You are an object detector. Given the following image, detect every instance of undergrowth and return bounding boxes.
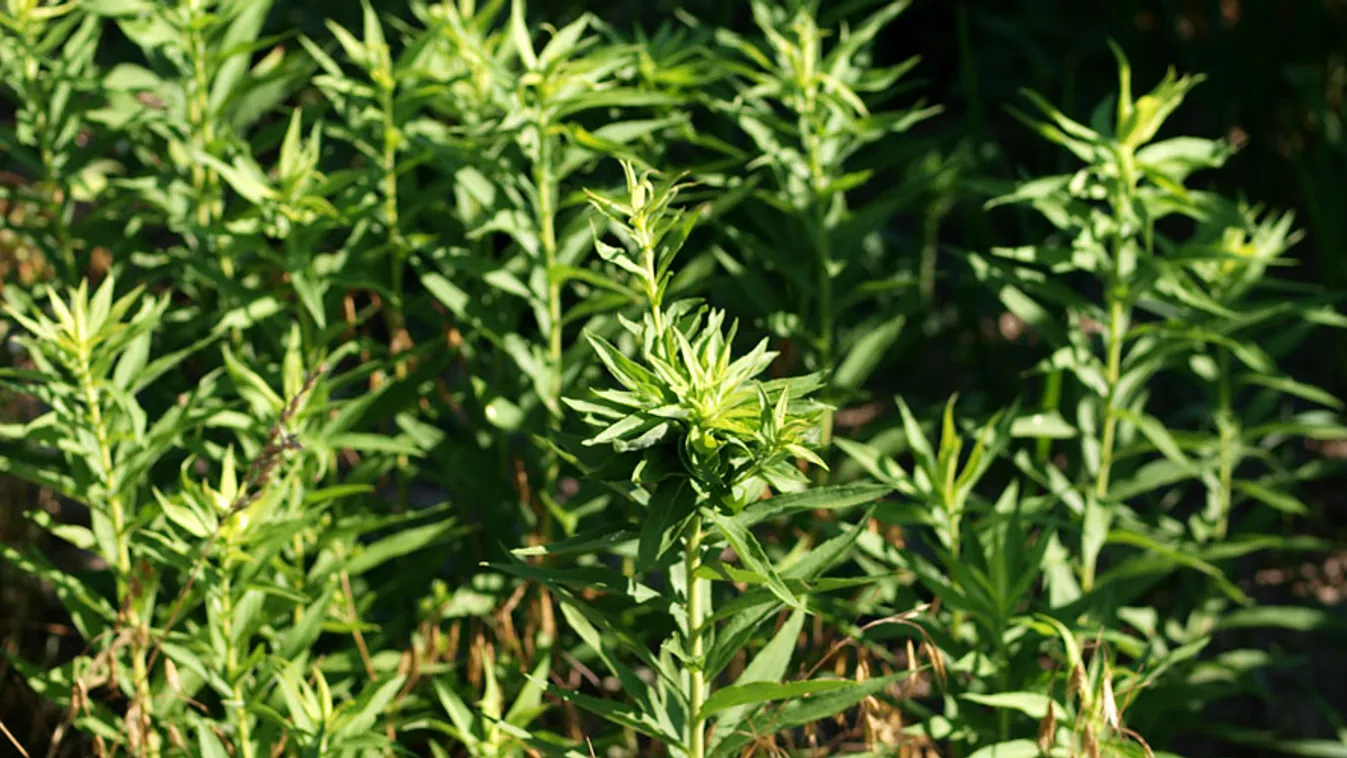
[0,1,1343,757]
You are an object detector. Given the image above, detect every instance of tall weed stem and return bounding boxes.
[218,574,255,758]
[1095,297,1126,501]
[1215,348,1235,539]
[78,353,157,756]
[683,513,708,758]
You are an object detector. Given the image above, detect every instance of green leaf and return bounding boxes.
[505,653,552,728]
[491,562,662,605]
[1009,411,1077,439]
[961,691,1063,720]
[1217,606,1346,632]
[1111,459,1194,501]
[509,0,537,70]
[154,488,217,539]
[1240,374,1343,409]
[197,724,231,758]
[431,678,480,746]
[221,344,284,415]
[1101,530,1250,605]
[209,0,274,114]
[896,396,936,473]
[536,676,679,745]
[537,12,591,69]
[0,545,116,640]
[733,484,890,529]
[512,524,637,557]
[277,584,337,660]
[710,608,806,748]
[0,442,81,499]
[703,508,802,612]
[336,675,407,738]
[712,672,913,755]
[706,517,872,680]
[342,519,466,576]
[701,679,852,719]
[1233,480,1309,515]
[1117,409,1193,470]
[638,481,696,572]
[555,601,667,720]
[834,314,905,390]
[584,332,657,392]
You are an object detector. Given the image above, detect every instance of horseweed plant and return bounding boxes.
[985,43,1341,585]
[496,161,905,756]
[3,2,1346,758]
[704,0,939,449]
[830,43,1347,758]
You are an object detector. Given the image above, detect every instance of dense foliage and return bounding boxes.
[1,1,1344,757]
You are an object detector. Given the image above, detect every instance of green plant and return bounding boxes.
[703,0,939,450]
[2,2,1345,757]
[834,43,1347,757]
[497,161,908,757]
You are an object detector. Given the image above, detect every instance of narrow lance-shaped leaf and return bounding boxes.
[703,508,803,612]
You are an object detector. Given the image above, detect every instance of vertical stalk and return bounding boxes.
[1094,298,1126,500]
[1095,162,1136,506]
[376,63,413,510]
[18,21,77,279]
[796,20,834,456]
[79,362,127,578]
[1084,154,1140,591]
[1215,348,1235,539]
[683,514,707,758]
[812,201,834,453]
[218,574,254,758]
[380,69,404,357]
[533,115,564,514]
[186,1,221,243]
[79,357,158,758]
[803,101,835,459]
[535,126,562,416]
[1083,298,1125,593]
[184,3,235,352]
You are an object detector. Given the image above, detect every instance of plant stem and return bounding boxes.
[79,357,158,757]
[377,70,414,510]
[799,38,835,456]
[1084,298,1125,593]
[684,513,707,758]
[534,117,564,513]
[219,574,255,758]
[80,363,128,579]
[813,201,835,454]
[996,623,1011,741]
[382,80,404,346]
[1094,298,1126,500]
[23,46,77,279]
[1215,348,1235,540]
[536,136,562,415]
[1085,159,1140,590]
[185,0,222,240]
